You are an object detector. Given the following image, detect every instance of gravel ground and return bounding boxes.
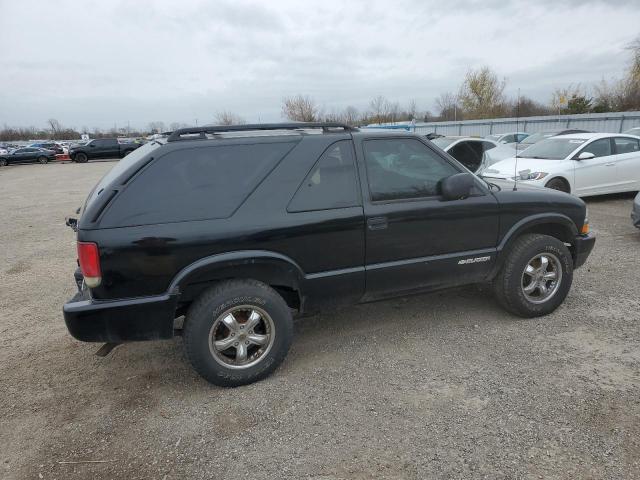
[1,160,639,480]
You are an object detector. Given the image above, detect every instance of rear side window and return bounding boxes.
[288,141,359,212]
[101,142,295,226]
[613,137,640,154]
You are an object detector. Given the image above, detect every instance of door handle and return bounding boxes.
[367,216,388,230]
[605,163,615,166]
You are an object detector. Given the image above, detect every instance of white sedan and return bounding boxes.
[480,133,640,196]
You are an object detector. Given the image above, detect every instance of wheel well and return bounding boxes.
[515,222,574,244]
[176,279,301,317]
[545,176,570,192]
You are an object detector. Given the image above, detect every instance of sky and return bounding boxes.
[0,0,638,130]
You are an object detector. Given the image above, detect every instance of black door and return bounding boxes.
[89,139,116,158]
[356,137,500,299]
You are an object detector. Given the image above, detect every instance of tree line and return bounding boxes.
[2,37,638,141]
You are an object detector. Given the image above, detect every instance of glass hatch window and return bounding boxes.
[101,141,296,227]
[519,138,586,160]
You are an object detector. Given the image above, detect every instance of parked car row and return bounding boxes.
[0,147,57,166]
[426,128,640,197]
[0,138,143,167]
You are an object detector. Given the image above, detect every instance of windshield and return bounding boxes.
[519,137,586,160]
[431,137,456,149]
[520,132,556,145]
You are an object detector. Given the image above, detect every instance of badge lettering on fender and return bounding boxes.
[458,256,491,265]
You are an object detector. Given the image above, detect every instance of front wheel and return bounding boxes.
[183,280,293,387]
[493,234,573,317]
[0,158,7,167]
[74,152,88,163]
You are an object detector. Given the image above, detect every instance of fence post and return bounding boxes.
[489,121,493,134]
[619,115,625,133]
[458,123,462,135]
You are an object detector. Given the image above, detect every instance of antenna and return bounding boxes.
[513,88,520,191]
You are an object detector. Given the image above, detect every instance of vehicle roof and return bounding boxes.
[434,135,486,140]
[552,132,628,140]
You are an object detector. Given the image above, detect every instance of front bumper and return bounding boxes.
[572,232,596,269]
[63,287,179,342]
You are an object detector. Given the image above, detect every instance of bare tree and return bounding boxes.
[169,122,189,131]
[147,121,166,134]
[458,67,507,119]
[368,95,391,124]
[281,95,319,122]
[407,99,418,120]
[215,111,246,125]
[343,106,359,126]
[47,118,63,139]
[435,92,460,121]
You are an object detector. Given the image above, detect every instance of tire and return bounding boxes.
[545,177,569,193]
[75,152,88,163]
[38,156,49,164]
[183,280,293,387]
[0,158,7,167]
[493,234,573,318]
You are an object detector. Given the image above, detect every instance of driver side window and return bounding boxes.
[576,138,612,158]
[363,138,459,201]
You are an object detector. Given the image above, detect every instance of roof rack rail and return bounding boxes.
[166,122,357,142]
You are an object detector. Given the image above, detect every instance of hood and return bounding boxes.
[480,156,571,179]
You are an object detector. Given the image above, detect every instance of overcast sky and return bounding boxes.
[0,0,638,130]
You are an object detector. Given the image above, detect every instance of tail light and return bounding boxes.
[77,241,101,288]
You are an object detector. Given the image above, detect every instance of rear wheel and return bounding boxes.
[0,158,7,167]
[493,234,573,317]
[38,156,48,164]
[75,152,88,163]
[183,280,293,387]
[545,177,570,193]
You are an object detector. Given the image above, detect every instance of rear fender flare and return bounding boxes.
[168,250,306,306]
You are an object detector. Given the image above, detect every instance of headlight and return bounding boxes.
[513,170,548,181]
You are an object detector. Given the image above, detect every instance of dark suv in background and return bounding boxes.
[69,138,141,162]
[63,123,595,387]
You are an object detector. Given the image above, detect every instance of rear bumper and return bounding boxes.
[63,288,179,342]
[572,232,596,269]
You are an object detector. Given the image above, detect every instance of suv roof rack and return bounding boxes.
[166,122,357,142]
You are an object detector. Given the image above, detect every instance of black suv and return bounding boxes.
[63,123,595,387]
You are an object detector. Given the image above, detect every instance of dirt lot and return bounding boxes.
[1,160,639,480]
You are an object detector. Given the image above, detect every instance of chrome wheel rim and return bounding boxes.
[521,252,563,304]
[208,305,275,370]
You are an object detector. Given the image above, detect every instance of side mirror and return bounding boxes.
[89,143,95,148]
[577,151,595,160]
[441,172,476,201]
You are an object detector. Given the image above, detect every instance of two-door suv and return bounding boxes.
[63,123,595,386]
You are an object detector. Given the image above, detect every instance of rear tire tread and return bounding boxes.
[183,279,293,387]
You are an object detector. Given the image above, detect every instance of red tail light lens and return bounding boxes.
[77,242,101,287]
